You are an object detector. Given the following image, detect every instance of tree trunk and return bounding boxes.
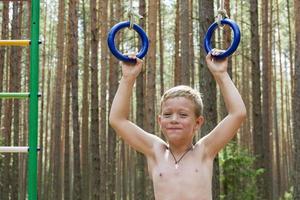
[0,2,9,126]
[38,3,48,199]
[67,0,82,198]
[99,0,109,198]
[158,0,164,95]
[135,0,146,199]
[189,0,194,87]
[198,1,219,199]
[80,0,90,199]
[293,0,300,198]
[10,2,22,199]
[261,0,273,199]
[250,0,264,198]
[144,0,158,198]
[90,0,101,198]
[52,0,65,198]
[180,0,190,85]
[0,2,9,200]
[275,0,283,196]
[64,56,71,200]
[174,0,181,85]
[43,67,52,200]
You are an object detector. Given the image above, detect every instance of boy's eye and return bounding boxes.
[179,113,188,117]
[163,113,171,118]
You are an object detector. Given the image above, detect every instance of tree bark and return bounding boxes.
[38,2,48,199]
[261,0,273,199]
[250,0,265,198]
[80,0,90,199]
[144,0,158,198]
[0,2,9,125]
[198,1,219,199]
[158,0,165,95]
[293,0,300,198]
[180,0,190,85]
[174,0,181,85]
[135,0,147,199]
[67,0,82,198]
[0,2,9,199]
[90,0,101,198]
[10,2,22,199]
[52,0,65,198]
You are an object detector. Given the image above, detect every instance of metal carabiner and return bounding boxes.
[128,7,143,29]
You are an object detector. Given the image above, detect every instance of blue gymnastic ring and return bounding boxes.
[107,21,149,62]
[204,18,240,59]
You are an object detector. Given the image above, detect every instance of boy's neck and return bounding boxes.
[167,142,194,155]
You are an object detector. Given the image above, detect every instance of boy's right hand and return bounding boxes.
[121,54,143,81]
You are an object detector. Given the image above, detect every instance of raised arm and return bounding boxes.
[200,51,247,158]
[109,56,163,157]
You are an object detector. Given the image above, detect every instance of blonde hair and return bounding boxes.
[160,85,203,117]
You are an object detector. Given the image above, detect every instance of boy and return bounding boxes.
[109,50,246,200]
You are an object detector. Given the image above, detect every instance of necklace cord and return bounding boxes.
[168,145,194,164]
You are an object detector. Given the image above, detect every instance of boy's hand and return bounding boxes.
[121,54,143,81]
[205,49,228,76]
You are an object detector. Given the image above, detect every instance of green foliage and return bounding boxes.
[220,142,264,200]
[280,187,293,200]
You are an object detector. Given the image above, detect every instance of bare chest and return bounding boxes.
[149,154,213,200]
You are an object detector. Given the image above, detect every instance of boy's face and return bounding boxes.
[158,97,204,144]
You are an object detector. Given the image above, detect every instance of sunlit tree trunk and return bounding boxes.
[80,0,90,199]
[189,0,195,86]
[43,67,52,200]
[275,0,283,196]
[38,3,48,199]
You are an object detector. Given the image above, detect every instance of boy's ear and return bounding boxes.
[157,115,162,125]
[194,116,205,130]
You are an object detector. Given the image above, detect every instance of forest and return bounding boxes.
[0,0,300,199]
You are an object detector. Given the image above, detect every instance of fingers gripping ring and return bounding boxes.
[204,18,241,58]
[107,21,149,62]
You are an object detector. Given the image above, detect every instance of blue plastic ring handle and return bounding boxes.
[204,18,240,59]
[107,21,149,62]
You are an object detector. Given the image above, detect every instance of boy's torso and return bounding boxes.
[147,142,214,200]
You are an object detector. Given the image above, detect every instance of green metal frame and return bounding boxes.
[0,1,40,200]
[28,0,40,199]
[0,92,30,99]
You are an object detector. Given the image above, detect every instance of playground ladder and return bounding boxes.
[0,0,40,200]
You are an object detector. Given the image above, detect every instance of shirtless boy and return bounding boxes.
[109,50,246,200]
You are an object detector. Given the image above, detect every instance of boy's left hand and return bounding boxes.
[205,49,228,76]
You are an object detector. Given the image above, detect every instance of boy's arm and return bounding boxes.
[200,51,247,158]
[109,57,164,157]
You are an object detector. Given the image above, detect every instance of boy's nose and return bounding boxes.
[170,114,178,122]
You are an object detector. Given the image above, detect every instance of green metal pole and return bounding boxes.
[28,0,40,199]
[0,92,30,99]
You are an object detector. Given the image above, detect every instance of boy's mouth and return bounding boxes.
[167,127,182,131]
